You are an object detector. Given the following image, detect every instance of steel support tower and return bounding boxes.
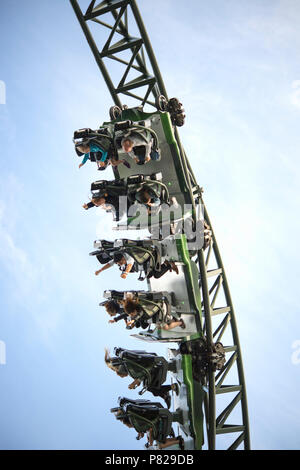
[70,0,250,450]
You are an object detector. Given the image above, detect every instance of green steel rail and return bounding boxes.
[70,0,250,450]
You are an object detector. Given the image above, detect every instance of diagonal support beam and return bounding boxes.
[70,0,168,108]
[102,3,128,51]
[85,0,129,20]
[216,392,242,428]
[117,43,142,88]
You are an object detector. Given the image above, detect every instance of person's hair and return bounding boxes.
[123,299,141,315]
[138,188,151,204]
[121,137,133,147]
[113,252,125,263]
[104,348,128,378]
[77,144,90,153]
[91,195,106,205]
[105,300,119,316]
[117,412,132,428]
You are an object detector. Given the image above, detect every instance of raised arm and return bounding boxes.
[95,262,113,276]
[120,263,133,279]
[79,153,90,168]
[83,201,95,210]
[128,378,141,390]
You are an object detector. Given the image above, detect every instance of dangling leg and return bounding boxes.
[150,148,161,161]
[158,436,184,450]
[162,319,185,330]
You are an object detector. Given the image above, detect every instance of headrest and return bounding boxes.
[135,188,148,203]
[113,252,125,263]
[75,146,84,156]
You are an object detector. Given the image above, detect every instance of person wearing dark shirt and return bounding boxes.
[120,129,160,165]
[133,184,178,215]
[102,299,128,324]
[102,297,148,329]
[123,298,185,331]
[76,142,129,170]
[104,349,179,408]
[82,193,124,220]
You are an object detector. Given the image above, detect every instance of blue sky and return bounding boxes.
[0,0,300,450]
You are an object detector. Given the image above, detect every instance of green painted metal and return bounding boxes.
[176,235,203,332]
[70,0,251,451]
[201,203,251,449]
[70,0,168,108]
[181,354,204,450]
[103,109,189,193]
[159,112,176,145]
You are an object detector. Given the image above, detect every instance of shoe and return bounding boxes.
[164,394,171,409]
[177,436,184,450]
[170,261,179,275]
[170,196,179,209]
[122,160,131,169]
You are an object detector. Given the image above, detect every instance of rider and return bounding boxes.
[102,300,128,325]
[123,298,185,331]
[76,142,129,170]
[94,248,179,281]
[120,128,160,164]
[104,348,179,408]
[95,252,136,280]
[112,399,184,449]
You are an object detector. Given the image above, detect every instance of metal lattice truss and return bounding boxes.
[70,0,250,451]
[186,148,250,449]
[199,213,250,450]
[71,0,168,109]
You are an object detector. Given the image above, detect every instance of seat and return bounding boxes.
[126,403,173,442]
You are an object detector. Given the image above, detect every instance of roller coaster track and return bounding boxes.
[70,0,250,450]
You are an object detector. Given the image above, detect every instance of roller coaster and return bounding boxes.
[70,0,250,450]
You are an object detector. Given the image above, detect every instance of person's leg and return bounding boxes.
[152,263,170,279]
[137,155,146,164]
[163,319,185,330]
[148,385,172,408]
[150,148,160,161]
[158,437,183,449]
[134,147,146,164]
[148,385,172,398]
[154,261,178,277]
